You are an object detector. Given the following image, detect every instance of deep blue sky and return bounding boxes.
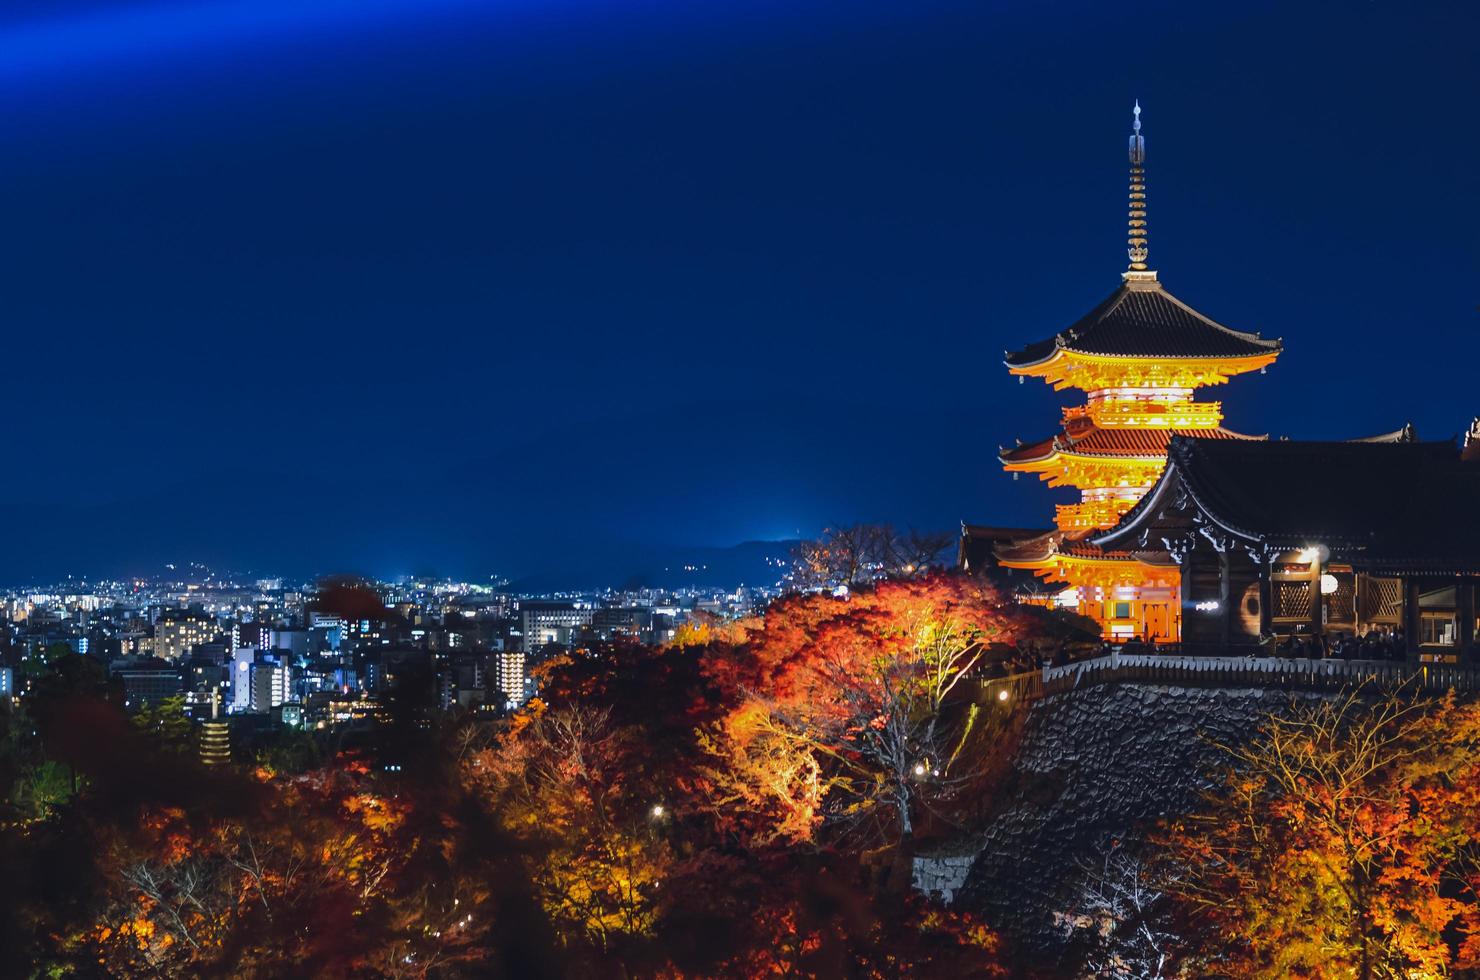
[2,0,1476,583]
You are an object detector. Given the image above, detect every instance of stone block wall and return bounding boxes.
[927,682,1328,956]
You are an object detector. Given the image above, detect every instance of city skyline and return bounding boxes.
[2,0,1475,582]
[0,536,801,593]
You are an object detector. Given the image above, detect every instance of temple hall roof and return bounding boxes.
[1093,436,1480,572]
[1350,421,1417,443]
[1004,277,1283,369]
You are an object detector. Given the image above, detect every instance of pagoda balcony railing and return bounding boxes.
[1055,500,1136,532]
[1063,400,1223,428]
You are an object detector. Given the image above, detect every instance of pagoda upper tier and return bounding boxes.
[1000,415,1266,533]
[1001,416,1264,485]
[1003,274,1282,391]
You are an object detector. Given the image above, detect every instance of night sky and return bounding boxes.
[2,0,1476,583]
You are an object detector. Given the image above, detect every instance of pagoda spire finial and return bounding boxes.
[1125,101,1152,278]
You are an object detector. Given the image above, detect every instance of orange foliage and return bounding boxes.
[1161,690,1480,978]
[463,705,671,949]
[699,573,1024,844]
[695,700,827,846]
[82,758,495,977]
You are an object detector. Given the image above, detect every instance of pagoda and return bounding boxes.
[199,688,230,766]
[987,103,1282,641]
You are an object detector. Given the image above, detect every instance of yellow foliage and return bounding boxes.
[695,703,825,846]
[669,622,713,649]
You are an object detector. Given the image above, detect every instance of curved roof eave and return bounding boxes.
[1003,280,1284,367]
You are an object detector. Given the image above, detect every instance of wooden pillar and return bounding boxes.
[1459,578,1476,666]
[1403,577,1422,662]
[1179,551,1195,652]
[1219,550,1233,649]
[1309,560,1323,642]
[1258,558,1273,638]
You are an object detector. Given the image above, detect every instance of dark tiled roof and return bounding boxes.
[987,529,1152,565]
[958,524,1051,572]
[1000,419,1263,463]
[1350,422,1417,443]
[1096,436,1480,570]
[1005,279,1282,367]
[991,530,1064,564]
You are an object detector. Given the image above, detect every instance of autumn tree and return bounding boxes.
[1160,689,1480,979]
[701,574,1023,850]
[789,524,954,591]
[1064,835,1180,980]
[660,849,1010,977]
[463,704,672,955]
[694,700,830,846]
[78,755,522,977]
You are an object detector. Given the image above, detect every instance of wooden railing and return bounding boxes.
[977,652,1480,706]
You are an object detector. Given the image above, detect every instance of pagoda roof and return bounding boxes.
[1093,436,1480,572]
[1000,418,1264,465]
[1004,277,1282,368]
[991,528,1168,566]
[958,524,1052,573]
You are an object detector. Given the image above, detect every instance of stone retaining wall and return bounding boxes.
[922,683,1328,957]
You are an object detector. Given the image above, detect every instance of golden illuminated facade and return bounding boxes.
[988,104,1282,640]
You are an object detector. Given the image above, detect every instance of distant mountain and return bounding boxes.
[505,539,798,593]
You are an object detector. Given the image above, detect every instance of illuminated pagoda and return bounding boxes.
[199,688,230,766]
[968,104,1282,640]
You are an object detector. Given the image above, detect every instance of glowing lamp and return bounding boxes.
[997,689,1010,702]
[1320,573,1339,595]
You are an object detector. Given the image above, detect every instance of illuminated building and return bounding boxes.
[519,601,591,652]
[249,659,292,711]
[231,645,258,712]
[113,657,184,712]
[497,648,528,709]
[153,610,219,661]
[1095,435,1480,662]
[967,104,1281,640]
